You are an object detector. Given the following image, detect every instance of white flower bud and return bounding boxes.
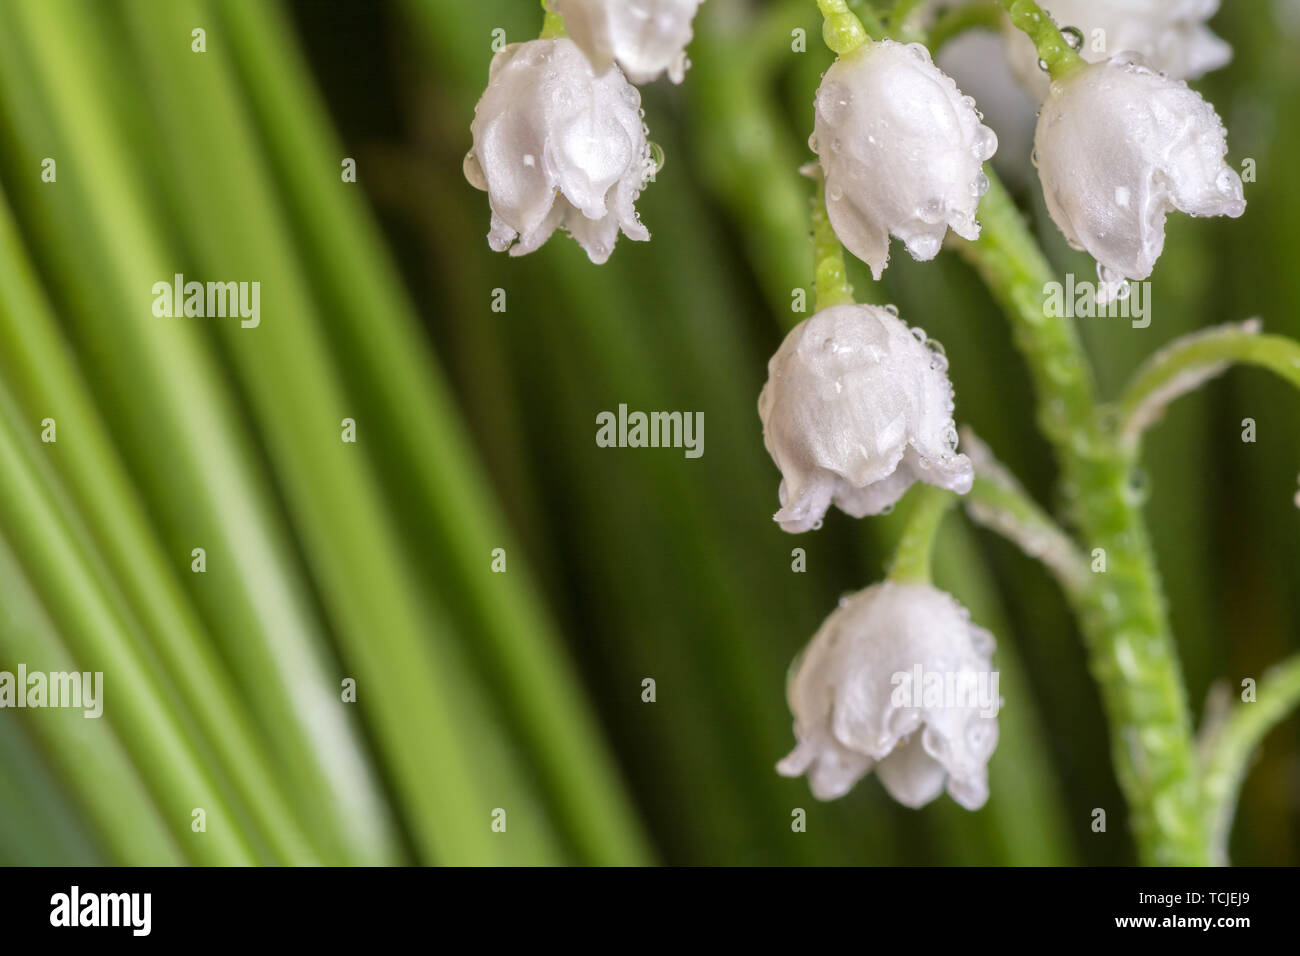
[463,39,653,264]
[813,40,997,280]
[758,304,973,534]
[554,0,704,85]
[778,582,1000,810]
[1003,0,1231,100]
[1034,53,1245,285]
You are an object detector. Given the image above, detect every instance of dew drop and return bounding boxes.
[1061,26,1084,51]
[884,303,900,317]
[918,198,945,224]
[648,141,666,173]
[1036,57,1050,73]
[1125,468,1150,504]
[819,81,852,124]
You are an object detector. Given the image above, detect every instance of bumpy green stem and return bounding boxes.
[1113,322,1300,452]
[1201,655,1300,864]
[995,0,1084,80]
[888,485,957,584]
[958,174,1207,865]
[816,0,873,53]
[961,430,1089,601]
[810,170,856,311]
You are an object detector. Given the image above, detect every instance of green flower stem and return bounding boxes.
[811,170,857,311]
[888,485,957,584]
[1113,323,1300,452]
[965,475,1089,602]
[958,173,1207,865]
[930,2,1004,52]
[1201,654,1300,864]
[817,0,873,53]
[540,0,567,39]
[995,0,1084,80]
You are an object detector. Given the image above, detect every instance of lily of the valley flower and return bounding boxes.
[1003,0,1231,99]
[778,581,1000,809]
[464,38,654,264]
[757,304,973,533]
[1034,53,1245,286]
[554,0,704,84]
[813,39,997,279]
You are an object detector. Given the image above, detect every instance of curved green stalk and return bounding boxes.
[961,430,1089,601]
[995,0,1084,79]
[810,170,857,311]
[1112,321,1300,452]
[888,485,957,584]
[957,173,1207,864]
[817,0,873,53]
[1201,655,1300,864]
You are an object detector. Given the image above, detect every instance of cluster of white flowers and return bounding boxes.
[1033,53,1245,286]
[463,1,704,262]
[462,1,1246,813]
[778,582,999,809]
[758,304,972,533]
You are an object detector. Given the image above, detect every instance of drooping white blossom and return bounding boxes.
[554,0,704,84]
[757,304,973,534]
[1033,53,1246,286]
[812,39,997,280]
[463,38,654,264]
[1003,0,1231,100]
[778,581,1000,809]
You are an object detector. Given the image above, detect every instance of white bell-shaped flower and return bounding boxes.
[554,0,704,84]
[1003,0,1231,100]
[758,304,973,534]
[812,39,997,280]
[778,582,1000,809]
[463,38,653,264]
[1034,53,1245,286]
